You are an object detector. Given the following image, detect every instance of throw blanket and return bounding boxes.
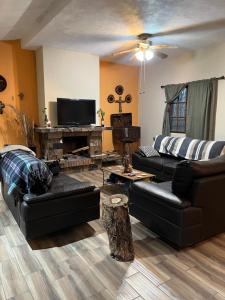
[153,135,225,160]
[0,150,53,195]
[0,144,35,157]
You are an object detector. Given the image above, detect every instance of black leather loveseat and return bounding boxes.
[2,174,100,239]
[133,135,225,181]
[129,155,225,248]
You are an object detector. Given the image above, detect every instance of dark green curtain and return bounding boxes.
[162,83,186,135]
[186,78,218,140]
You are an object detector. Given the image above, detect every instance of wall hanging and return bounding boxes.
[0,75,7,92]
[107,85,132,113]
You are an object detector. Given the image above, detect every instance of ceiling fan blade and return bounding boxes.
[155,51,168,59]
[149,44,177,49]
[112,48,136,56]
[151,18,225,37]
[72,33,136,43]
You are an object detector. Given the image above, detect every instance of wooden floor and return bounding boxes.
[0,170,225,300]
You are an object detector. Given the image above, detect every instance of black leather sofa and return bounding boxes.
[132,152,182,181]
[129,155,225,248]
[2,174,100,239]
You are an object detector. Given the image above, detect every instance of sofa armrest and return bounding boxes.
[129,181,191,209]
[23,183,97,204]
[191,173,225,207]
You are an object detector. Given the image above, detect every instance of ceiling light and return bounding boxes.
[135,50,144,62]
[145,49,154,61]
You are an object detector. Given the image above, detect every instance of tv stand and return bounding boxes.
[35,126,104,170]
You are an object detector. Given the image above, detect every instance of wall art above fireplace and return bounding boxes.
[107,85,132,113]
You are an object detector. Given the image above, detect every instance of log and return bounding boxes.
[72,146,89,154]
[102,194,134,261]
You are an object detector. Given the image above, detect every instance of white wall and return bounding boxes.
[140,42,225,145]
[36,47,45,125]
[36,47,100,126]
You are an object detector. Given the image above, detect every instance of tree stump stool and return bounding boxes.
[102,194,134,262]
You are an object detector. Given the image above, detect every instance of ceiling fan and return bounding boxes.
[112,33,177,62]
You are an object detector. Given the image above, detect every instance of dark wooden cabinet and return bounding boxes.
[110,113,141,155]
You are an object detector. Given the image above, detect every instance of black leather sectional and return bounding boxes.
[129,155,225,248]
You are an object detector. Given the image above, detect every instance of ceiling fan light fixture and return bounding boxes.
[145,49,154,61]
[135,50,144,62]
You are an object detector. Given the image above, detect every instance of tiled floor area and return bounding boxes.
[0,170,225,300]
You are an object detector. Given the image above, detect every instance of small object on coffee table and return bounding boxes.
[123,153,133,173]
[102,194,134,262]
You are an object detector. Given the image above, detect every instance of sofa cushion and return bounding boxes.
[172,155,225,197]
[131,181,191,209]
[139,156,164,171]
[23,174,95,203]
[162,156,180,175]
[190,154,225,177]
[132,152,163,171]
[21,174,99,222]
[129,181,203,233]
[132,152,181,179]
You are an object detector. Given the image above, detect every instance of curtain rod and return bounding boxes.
[160,76,225,89]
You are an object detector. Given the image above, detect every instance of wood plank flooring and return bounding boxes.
[0,169,225,300]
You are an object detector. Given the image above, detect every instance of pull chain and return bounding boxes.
[139,59,146,95]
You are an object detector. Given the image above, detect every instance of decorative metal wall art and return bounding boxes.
[107,85,132,113]
[0,75,7,92]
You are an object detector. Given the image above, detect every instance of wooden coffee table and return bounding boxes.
[101,165,155,186]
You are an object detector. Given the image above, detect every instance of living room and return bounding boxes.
[0,1,225,299]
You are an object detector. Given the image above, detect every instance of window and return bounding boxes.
[169,87,187,133]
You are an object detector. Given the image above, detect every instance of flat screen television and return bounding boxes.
[57,98,96,126]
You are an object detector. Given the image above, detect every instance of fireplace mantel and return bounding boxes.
[35,126,103,170]
[35,126,103,134]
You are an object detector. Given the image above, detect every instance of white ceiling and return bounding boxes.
[2,0,225,64]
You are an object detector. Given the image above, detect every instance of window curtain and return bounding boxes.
[162,83,186,135]
[186,78,218,140]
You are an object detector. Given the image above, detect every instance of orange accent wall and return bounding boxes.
[0,40,38,148]
[100,61,139,152]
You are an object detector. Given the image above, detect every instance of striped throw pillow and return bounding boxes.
[165,136,183,157]
[167,137,225,160]
[153,135,174,155]
[200,141,225,160]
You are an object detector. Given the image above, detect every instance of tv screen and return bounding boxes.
[57,98,96,126]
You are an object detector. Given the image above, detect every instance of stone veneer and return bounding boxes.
[35,126,103,169]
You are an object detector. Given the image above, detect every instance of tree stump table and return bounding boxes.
[102,194,134,261]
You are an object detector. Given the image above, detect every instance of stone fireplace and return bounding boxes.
[35,126,103,170]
